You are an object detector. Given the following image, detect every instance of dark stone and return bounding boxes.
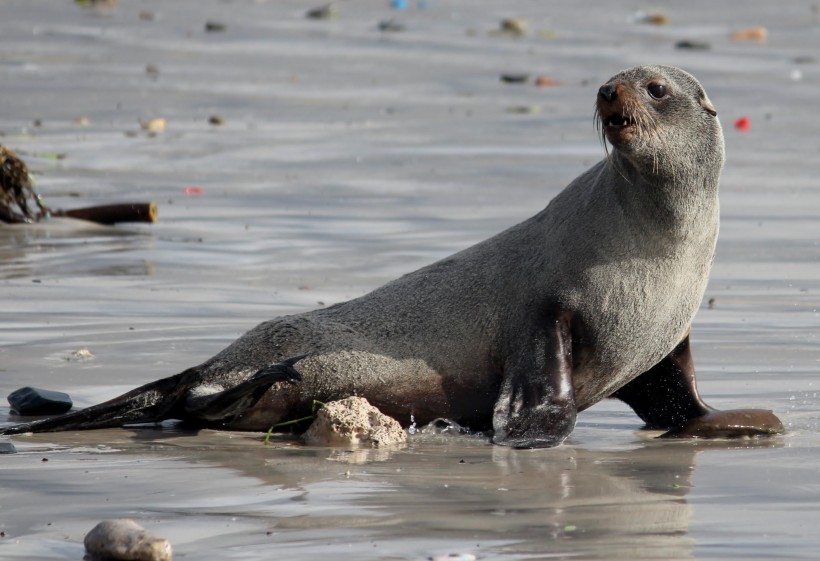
[500,73,530,84]
[675,40,711,50]
[8,387,73,416]
[0,441,17,454]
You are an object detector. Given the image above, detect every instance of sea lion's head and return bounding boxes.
[595,65,724,176]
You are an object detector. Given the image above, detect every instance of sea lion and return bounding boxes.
[1,65,784,447]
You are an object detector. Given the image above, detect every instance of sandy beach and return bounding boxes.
[1,1,819,559]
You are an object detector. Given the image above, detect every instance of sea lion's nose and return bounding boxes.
[598,84,617,102]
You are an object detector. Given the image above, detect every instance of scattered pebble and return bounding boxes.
[204,21,226,33]
[138,10,155,21]
[734,117,751,132]
[73,117,90,126]
[507,105,542,114]
[708,297,716,309]
[7,386,73,416]
[500,73,530,84]
[635,12,669,25]
[731,26,768,42]
[306,4,336,19]
[146,64,160,77]
[378,19,405,32]
[208,115,224,126]
[675,40,711,50]
[302,396,407,447]
[790,69,803,81]
[140,118,166,133]
[793,55,816,64]
[534,75,561,87]
[84,519,172,561]
[499,17,529,37]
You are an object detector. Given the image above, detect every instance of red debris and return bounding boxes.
[183,186,204,195]
[734,117,751,132]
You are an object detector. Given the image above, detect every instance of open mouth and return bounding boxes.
[604,113,635,129]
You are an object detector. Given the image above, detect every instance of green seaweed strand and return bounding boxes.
[263,400,325,445]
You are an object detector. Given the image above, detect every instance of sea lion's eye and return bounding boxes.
[647,83,667,99]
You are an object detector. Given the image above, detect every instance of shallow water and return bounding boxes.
[1,1,819,559]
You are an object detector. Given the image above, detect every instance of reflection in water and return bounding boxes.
[0,219,154,280]
[0,427,783,560]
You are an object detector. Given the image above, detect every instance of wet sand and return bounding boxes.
[1,1,819,559]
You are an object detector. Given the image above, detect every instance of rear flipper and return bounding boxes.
[1,356,304,435]
[612,335,784,439]
[1,370,191,435]
[183,354,303,422]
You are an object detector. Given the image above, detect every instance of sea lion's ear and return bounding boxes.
[700,92,717,117]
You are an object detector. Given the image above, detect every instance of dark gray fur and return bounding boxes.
[2,66,728,446]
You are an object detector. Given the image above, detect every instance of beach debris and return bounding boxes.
[390,0,408,9]
[1,145,48,223]
[731,26,768,42]
[675,40,711,50]
[8,387,73,416]
[140,117,166,133]
[74,117,90,126]
[534,75,561,87]
[500,73,530,84]
[0,441,17,454]
[204,21,226,33]
[84,519,173,561]
[208,115,224,126]
[632,11,669,25]
[302,396,407,447]
[306,4,336,19]
[734,117,751,132]
[498,17,529,37]
[1,144,158,225]
[183,186,204,196]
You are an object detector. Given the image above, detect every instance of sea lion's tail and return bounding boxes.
[0,356,304,435]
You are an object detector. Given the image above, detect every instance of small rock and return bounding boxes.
[306,4,336,19]
[208,115,224,126]
[675,40,711,50]
[66,347,95,361]
[499,17,528,36]
[0,441,17,454]
[637,12,669,25]
[8,387,73,416]
[731,26,768,42]
[378,19,405,32]
[73,117,90,126]
[140,118,166,133]
[303,397,407,447]
[204,21,226,32]
[84,519,172,561]
[500,73,530,84]
[534,75,561,87]
[507,105,542,114]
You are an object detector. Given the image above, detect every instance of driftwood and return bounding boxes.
[0,145,157,225]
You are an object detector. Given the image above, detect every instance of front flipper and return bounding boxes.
[185,354,304,423]
[612,335,784,439]
[492,310,576,449]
